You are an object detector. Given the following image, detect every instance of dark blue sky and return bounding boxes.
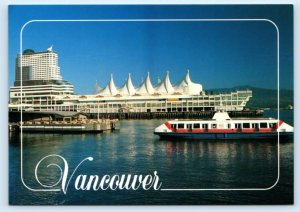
[9,5,293,94]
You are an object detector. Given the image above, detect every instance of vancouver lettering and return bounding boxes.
[34,154,162,194]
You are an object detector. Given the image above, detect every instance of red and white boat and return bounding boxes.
[154,111,293,140]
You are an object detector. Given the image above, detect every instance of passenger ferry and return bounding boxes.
[154,111,293,140]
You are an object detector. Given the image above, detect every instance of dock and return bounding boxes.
[87,110,263,120]
[9,110,263,123]
[9,112,119,133]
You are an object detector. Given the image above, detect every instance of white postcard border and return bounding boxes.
[19,18,280,192]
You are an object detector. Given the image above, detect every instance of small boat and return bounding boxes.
[154,111,293,140]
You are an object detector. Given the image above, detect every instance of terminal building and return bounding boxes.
[9,47,252,114]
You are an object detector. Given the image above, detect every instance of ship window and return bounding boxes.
[252,123,259,128]
[269,123,276,128]
[235,123,242,129]
[193,123,200,128]
[178,123,185,129]
[260,123,268,128]
[202,123,208,129]
[227,124,231,128]
[212,124,217,128]
[243,123,250,128]
[171,124,177,129]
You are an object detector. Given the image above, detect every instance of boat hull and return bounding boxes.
[154,132,293,140]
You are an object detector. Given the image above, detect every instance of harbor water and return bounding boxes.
[9,110,293,205]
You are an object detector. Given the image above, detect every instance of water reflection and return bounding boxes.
[154,138,283,188]
[9,110,293,204]
[16,126,284,189]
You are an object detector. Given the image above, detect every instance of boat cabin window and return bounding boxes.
[242,123,250,128]
[269,123,276,128]
[252,123,259,128]
[193,123,200,129]
[235,123,242,129]
[260,123,268,128]
[178,123,185,129]
[212,124,217,128]
[227,124,231,128]
[171,124,177,129]
[202,123,208,129]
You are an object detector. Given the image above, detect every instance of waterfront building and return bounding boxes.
[9,48,252,113]
[15,46,62,83]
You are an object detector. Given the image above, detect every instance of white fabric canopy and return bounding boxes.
[119,73,136,96]
[136,72,155,95]
[155,71,174,94]
[175,70,203,95]
[97,70,203,96]
[98,74,118,96]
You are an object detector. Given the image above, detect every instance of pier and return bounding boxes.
[9,111,119,133]
[89,110,263,120]
[9,110,263,123]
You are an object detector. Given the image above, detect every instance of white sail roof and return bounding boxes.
[118,73,136,96]
[175,70,203,95]
[98,74,118,96]
[155,71,174,94]
[136,72,155,95]
[96,70,202,97]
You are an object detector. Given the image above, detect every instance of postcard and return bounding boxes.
[8,5,294,205]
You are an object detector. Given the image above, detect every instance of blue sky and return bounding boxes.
[9,5,293,94]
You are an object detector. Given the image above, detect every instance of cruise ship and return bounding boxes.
[9,47,252,114]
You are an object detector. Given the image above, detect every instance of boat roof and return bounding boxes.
[167,111,277,122]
